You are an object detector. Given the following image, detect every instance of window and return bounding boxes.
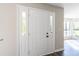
[50,16,53,32]
[64,18,79,39]
[21,11,27,36]
[73,22,79,36]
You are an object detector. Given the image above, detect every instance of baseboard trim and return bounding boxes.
[55,48,64,52]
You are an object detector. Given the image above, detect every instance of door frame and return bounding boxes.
[16,5,55,56]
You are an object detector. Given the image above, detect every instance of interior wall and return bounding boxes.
[0,4,17,56]
[20,3,64,51]
[64,3,79,18]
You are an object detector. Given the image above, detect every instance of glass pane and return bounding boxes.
[64,21,70,37]
[64,18,79,39]
[50,16,53,32]
[73,22,79,36]
[21,11,26,36]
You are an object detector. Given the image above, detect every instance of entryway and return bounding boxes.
[17,5,55,56]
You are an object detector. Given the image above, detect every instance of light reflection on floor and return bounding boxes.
[64,40,79,56]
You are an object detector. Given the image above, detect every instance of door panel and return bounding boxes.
[29,8,55,56]
[17,6,29,56]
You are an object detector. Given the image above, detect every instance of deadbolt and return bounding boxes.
[46,33,48,34]
[46,35,49,38]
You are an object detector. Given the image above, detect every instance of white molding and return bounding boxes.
[16,5,19,56]
[55,48,64,52]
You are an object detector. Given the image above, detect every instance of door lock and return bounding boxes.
[46,35,49,38]
[46,33,48,34]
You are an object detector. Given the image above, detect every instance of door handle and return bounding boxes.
[46,35,49,38]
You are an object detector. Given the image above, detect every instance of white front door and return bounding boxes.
[29,8,55,56]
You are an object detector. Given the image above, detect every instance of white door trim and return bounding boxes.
[16,5,20,56]
[16,5,29,56]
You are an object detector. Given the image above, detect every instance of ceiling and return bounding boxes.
[49,3,79,8]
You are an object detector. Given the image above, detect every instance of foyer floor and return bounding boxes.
[47,40,79,56]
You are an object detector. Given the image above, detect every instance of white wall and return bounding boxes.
[64,3,79,18]
[0,4,17,56]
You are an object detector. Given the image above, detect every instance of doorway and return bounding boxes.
[17,5,55,56]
